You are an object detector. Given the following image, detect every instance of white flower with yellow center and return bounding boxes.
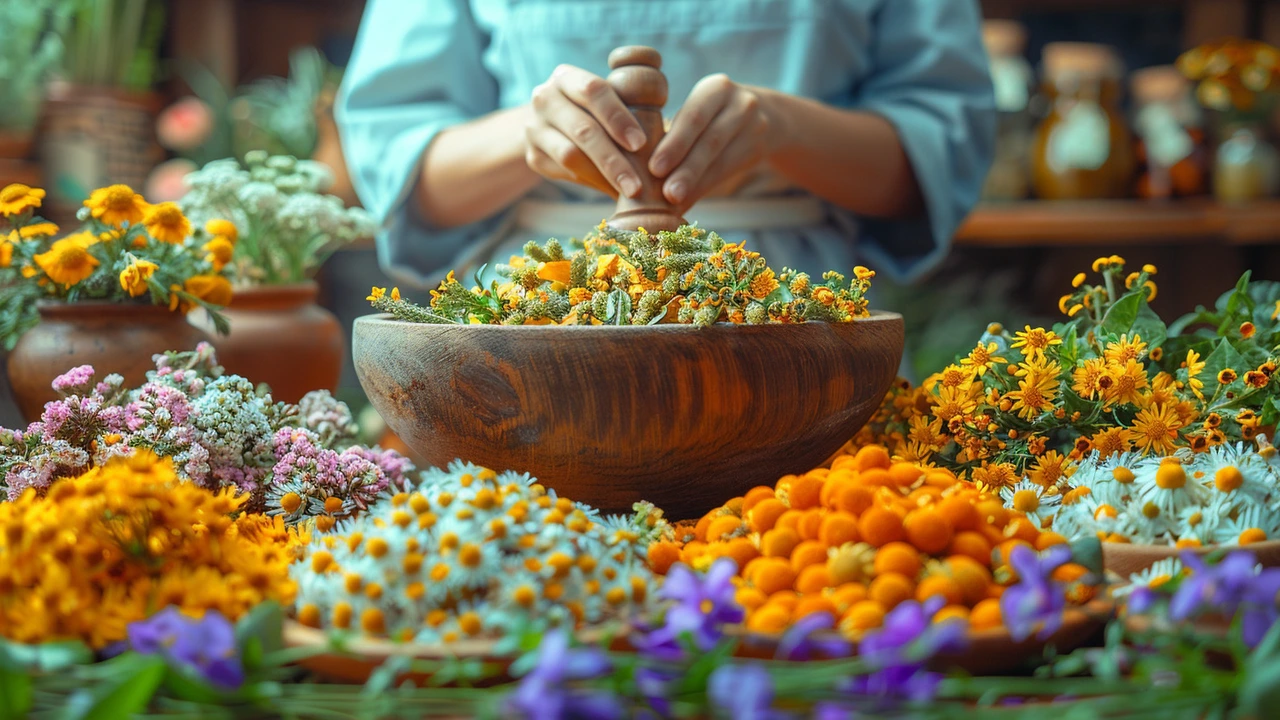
[1135,457,1210,517]
[1176,504,1221,545]
[1000,479,1060,527]
[1115,557,1185,597]
[1212,503,1280,545]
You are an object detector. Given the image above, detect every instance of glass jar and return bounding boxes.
[1031,43,1136,200]
[980,20,1034,201]
[1131,65,1207,199]
[1213,119,1280,202]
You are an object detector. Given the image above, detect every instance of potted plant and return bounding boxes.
[0,181,231,420]
[0,1,68,161]
[181,150,375,402]
[40,0,167,212]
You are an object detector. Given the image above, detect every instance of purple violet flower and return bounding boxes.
[707,663,787,720]
[633,559,743,662]
[1001,544,1071,642]
[507,630,622,720]
[1171,550,1280,647]
[841,598,967,704]
[1127,586,1159,615]
[776,611,852,661]
[127,607,244,689]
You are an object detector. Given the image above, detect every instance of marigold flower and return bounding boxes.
[184,274,234,308]
[0,183,45,216]
[143,201,192,244]
[205,218,239,244]
[119,258,159,297]
[33,233,100,288]
[85,184,149,226]
[203,236,235,270]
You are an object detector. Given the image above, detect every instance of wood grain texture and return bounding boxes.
[606,46,687,233]
[353,313,903,519]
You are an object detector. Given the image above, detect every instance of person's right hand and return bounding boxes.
[524,64,648,199]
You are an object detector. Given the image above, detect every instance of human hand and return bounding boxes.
[524,64,649,199]
[648,75,779,211]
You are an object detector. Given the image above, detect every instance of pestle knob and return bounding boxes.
[605,46,687,233]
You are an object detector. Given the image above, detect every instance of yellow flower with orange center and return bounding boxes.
[1126,403,1184,455]
[143,202,192,244]
[1089,427,1131,458]
[1103,359,1149,407]
[1028,450,1074,487]
[748,267,779,299]
[1184,349,1206,400]
[84,184,149,227]
[0,183,45,216]
[1008,370,1058,420]
[960,341,1007,376]
[1071,357,1107,400]
[932,383,980,422]
[33,233,100,288]
[1103,334,1147,364]
[1011,326,1062,360]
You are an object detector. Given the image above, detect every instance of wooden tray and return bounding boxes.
[1103,540,1280,579]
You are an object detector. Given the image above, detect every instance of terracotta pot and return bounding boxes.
[40,84,164,211]
[191,282,343,404]
[7,302,210,422]
[1103,539,1280,578]
[0,130,34,160]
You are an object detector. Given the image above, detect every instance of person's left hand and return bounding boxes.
[648,74,781,211]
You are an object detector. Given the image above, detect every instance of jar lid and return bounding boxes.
[1131,65,1189,104]
[1042,42,1124,81]
[983,20,1027,58]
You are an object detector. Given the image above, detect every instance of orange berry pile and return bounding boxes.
[647,444,1093,638]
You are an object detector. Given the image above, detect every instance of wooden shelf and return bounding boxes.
[955,199,1280,246]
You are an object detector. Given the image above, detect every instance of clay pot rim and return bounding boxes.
[34,299,184,319]
[356,309,904,333]
[227,280,320,307]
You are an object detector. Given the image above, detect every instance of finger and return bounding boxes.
[525,125,619,198]
[660,97,754,206]
[544,99,642,197]
[552,64,647,152]
[672,128,766,213]
[649,73,734,178]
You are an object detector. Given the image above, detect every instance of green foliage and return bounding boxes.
[60,0,165,92]
[0,1,68,131]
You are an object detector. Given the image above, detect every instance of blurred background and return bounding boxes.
[2,0,1279,406]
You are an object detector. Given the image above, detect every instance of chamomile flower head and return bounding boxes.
[1212,503,1280,545]
[1176,504,1221,544]
[1000,480,1061,527]
[1113,505,1168,545]
[291,462,664,641]
[1198,443,1272,505]
[1115,557,1185,597]
[1135,457,1212,518]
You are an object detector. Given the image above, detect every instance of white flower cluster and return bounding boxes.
[180,151,376,283]
[291,461,668,643]
[1042,442,1280,546]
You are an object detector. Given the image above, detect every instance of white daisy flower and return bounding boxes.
[1114,557,1185,597]
[1135,457,1211,518]
[1000,479,1061,527]
[1111,507,1165,545]
[1176,504,1222,545]
[1212,503,1280,545]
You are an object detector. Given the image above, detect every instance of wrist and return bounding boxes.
[753,86,797,157]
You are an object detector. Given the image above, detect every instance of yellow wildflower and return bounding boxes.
[142,201,192,244]
[960,341,1007,376]
[1071,357,1107,399]
[1103,359,1149,407]
[205,218,239,244]
[84,184,149,227]
[1103,334,1147,364]
[391,287,401,301]
[1011,326,1062,360]
[971,462,1019,489]
[32,233,100,288]
[932,383,980,422]
[7,222,58,242]
[537,260,572,286]
[184,274,234,308]
[1071,273,1086,288]
[118,258,159,298]
[367,287,386,302]
[202,236,235,271]
[0,183,45,216]
[0,241,10,268]
[1184,349,1206,400]
[1089,427,1130,458]
[1028,450,1074,487]
[1127,403,1184,455]
[1008,371,1058,420]
[748,267,779,299]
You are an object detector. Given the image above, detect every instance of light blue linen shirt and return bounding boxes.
[337,0,995,288]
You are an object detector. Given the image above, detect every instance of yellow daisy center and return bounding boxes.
[1155,463,1187,490]
[1012,489,1040,513]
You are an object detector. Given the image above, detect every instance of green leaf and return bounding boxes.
[1216,271,1254,336]
[1130,300,1168,354]
[1100,290,1143,337]
[0,639,93,672]
[61,654,165,720]
[235,601,283,660]
[1240,622,1280,717]
[1068,536,1104,576]
[1202,338,1247,387]
[0,669,32,720]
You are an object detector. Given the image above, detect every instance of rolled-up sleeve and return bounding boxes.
[337,0,508,287]
[840,0,995,282]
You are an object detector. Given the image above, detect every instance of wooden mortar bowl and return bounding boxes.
[353,313,904,519]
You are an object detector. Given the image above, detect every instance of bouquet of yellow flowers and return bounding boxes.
[0,183,233,349]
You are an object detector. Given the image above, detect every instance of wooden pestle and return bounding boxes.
[605,46,688,233]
